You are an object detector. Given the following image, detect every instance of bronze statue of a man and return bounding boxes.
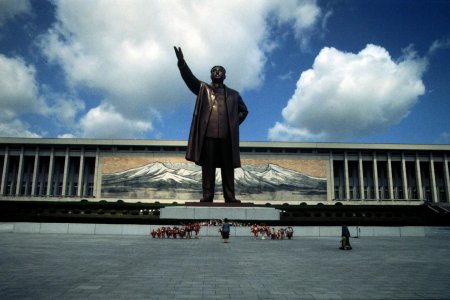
[174,46,248,203]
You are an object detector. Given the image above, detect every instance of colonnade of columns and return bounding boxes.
[332,151,450,203]
[2,141,450,204]
[0,146,98,198]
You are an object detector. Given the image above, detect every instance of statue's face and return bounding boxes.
[210,66,226,83]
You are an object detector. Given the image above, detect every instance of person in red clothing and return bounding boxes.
[173,226,179,239]
[166,226,173,239]
[279,227,285,239]
[194,222,201,238]
[185,223,192,239]
[251,224,259,240]
[179,227,186,238]
[286,227,294,240]
[270,228,278,239]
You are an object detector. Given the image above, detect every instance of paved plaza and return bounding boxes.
[1,230,450,299]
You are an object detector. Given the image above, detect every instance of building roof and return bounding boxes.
[1,137,450,152]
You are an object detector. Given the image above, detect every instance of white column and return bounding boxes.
[373,152,379,200]
[358,152,364,200]
[387,153,394,200]
[344,152,350,200]
[329,152,334,201]
[444,154,450,203]
[401,153,409,200]
[93,148,100,198]
[77,148,85,197]
[82,162,89,196]
[0,147,9,195]
[46,148,55,196]
[38,161,47,196]
[415,153,423,200]
[31,147,39,196]
[15,147,25,196]
[430,153,438,203]
[62,148,70,196]
[9,162,17,196]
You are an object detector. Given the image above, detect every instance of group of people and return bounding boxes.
[150,221,352,250]
[251,224,294,240]
[150,223,201,239]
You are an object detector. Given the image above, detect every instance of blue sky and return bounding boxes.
[0,0,449,145]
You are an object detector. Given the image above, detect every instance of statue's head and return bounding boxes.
[210,65,226,84]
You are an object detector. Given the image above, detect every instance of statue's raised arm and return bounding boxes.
[174,46,200,95]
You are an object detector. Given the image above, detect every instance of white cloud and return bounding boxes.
[38,0,323,138]
[0,110,40,138]
[272,0,322,49]
[0,54,46,137]
[0,0,31,27]
[58,133,77,139]
[79,104,152,139]
[428,38,450,55]
[49,94,85,128]
[269,122,325,141]
[0,54,46,114]
[437,132,450,144]
[0,117,41,138]
[0,61,85,138]
[268,44,427,141]
[278,71,294,81]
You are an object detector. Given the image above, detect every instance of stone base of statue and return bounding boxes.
[160,203,280,220]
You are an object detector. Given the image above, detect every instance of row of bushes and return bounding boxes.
[2,207,159,216]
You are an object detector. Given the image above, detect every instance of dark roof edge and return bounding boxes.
[0,137,449,151]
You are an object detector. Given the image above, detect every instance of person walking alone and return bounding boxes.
[221,218,231,243]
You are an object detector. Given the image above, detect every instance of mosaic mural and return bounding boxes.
[101,157,327,201]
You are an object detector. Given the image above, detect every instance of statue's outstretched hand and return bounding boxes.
[174,46,185,64]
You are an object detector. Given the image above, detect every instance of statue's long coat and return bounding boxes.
[178,62,248,168]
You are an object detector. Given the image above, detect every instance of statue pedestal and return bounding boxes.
[160,205,280,220]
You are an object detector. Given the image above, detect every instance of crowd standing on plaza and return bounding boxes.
[250,223,294,240]
[149,221,355,251]
[150,220,294,240]
[150,222,201,239]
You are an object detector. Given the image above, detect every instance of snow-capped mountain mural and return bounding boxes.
[101,162,327,201]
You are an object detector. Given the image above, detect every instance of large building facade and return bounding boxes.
[1,137,449,205]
